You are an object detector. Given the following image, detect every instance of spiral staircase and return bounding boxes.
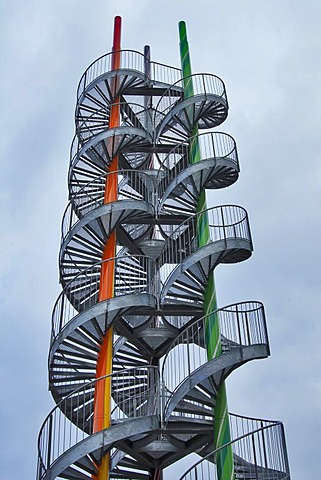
[37,33,291,480]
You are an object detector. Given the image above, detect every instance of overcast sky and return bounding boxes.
[1,1,321,479]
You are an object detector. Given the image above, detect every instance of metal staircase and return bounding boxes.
[37,19,291,480]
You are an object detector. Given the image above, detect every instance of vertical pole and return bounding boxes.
[93,15,122,480]
[144,46,154,170]
[144,45,151,99]
[178,21,235,480]
[144,43,163,480]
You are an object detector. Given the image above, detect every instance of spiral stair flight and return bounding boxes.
[37,19,291,480]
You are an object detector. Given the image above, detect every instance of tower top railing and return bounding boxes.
[77,49,182,100]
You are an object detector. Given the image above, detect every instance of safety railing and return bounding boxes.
[69,134,80,162]
[69,131,112,174]
[76,49,182,99]
[158,131,239,196]
[62,170,155,242]
[68,136,153,191]
[37,367,160,480]
[162,302,268,401]
[61,169,156,237]
[160,205,252,269]
[178,414,290,480]
[76,101,154,142]
[150,60,182,86]
[51,256,157,342]
[77,50,147,100]
[155,73,227,123]
[68,133,96,187]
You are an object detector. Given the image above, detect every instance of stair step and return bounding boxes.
[74,455,97,475]
[59,465,91,480]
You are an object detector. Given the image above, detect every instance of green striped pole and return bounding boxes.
[178,21,235,480]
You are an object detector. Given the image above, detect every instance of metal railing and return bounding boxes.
[77,50,147,100]
[162,302,268,400]
[61,169,156,239]
[160,205,252,270]
[178,414,290,480]
[69,134,79,162]
[76,101,154,142]
[76,74,227,144]
[37,367,160,480]
[68,132,106,179]
[155,73,227,122]
[150,60,182,86]
[51,256,157,342]
[76,49,182,100]
[157,131,239,196]
[68,134,153,188]
[68,131,238,216]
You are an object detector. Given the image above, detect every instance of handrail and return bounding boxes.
[178,419,289,480]
[69,169,156,207]
[160,204,251,267]
[37,367,160,479]
[157,131,237,171]
[61,169,156,239]
[76,49,182,101]
[51,255,157,342]
[68,128,151,181]
[69,134,79,162]
[150,59,182,86]
[155,73,227,119]
[161,301,268,403]
[229,411,279,425]
[76,100,154,142]
[157,131,239,196]
[77,49,147,100]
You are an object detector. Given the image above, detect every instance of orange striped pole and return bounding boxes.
[93,16,122,480]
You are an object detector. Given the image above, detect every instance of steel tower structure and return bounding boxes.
[37,17,291,480]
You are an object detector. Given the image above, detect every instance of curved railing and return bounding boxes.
[157,131,239,196]
[160,205,252,267]
[76,101,154,142]
[69,134,80,163]
[68,133,106,184]
[178,414,290,480]
[150,60,182,86]
[37,367,160,480]
[61,169,156,238]
[51,255,157,343]
[70,169,156,210]
[162,302,268,407]
[155,73,227,122]
[77,49,147,100]
[76,49,182,101]
[68,131,152,186]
